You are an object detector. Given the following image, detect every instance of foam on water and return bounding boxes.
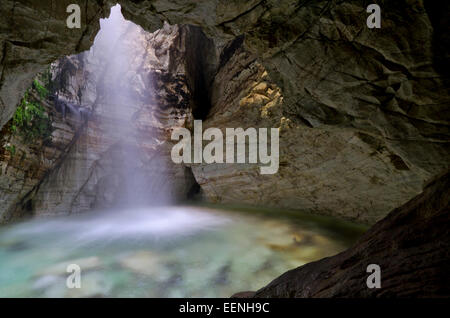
[5,207,230,246]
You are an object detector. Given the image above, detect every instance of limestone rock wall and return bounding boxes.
[0,0,110,128]
[189,36,444,224]
[0,87,81,223]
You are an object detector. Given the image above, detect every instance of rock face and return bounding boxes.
[0,0,109,128]
[0,1,449,224]
[0,79,83,223]
[249,171,450,297]
[191,37,436,224]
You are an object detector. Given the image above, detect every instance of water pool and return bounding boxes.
[0,206,366,297]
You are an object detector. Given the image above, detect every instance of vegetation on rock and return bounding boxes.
[2,70,54,157]
[11,89,52,143]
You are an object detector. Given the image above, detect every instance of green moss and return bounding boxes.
[4,144,16,157]
[11,90,53,144]
[2,70,54,156]
[33,79,48,100]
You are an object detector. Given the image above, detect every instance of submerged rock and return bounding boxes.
[118,251,163,277]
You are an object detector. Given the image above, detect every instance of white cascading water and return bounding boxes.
[56,4,225,233]
[93,5,168,207]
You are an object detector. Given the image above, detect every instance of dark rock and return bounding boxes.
[231,291,256,298]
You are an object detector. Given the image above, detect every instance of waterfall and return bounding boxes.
[84,5,171,208]
[30,4,190,216]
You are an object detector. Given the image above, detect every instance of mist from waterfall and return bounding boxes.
[89,5,170,208]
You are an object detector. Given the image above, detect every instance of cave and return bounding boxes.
[0,1,449,300]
